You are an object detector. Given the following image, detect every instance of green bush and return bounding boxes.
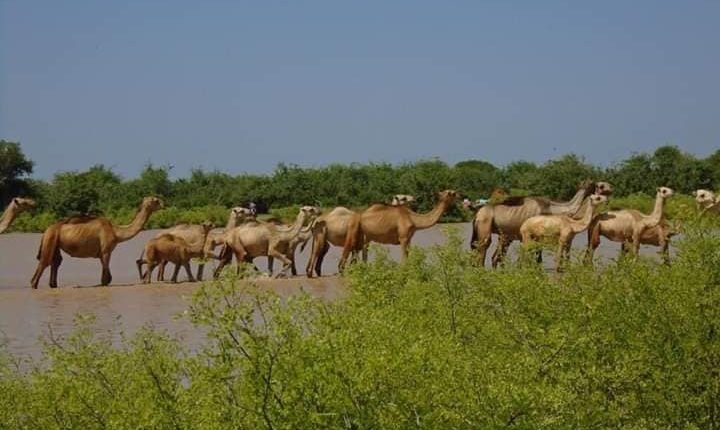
[3,222,720,428]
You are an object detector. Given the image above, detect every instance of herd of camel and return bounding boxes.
[0,184,719,289]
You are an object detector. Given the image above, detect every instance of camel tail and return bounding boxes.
[136,248,146,280]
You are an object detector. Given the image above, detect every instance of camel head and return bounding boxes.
[299,206,322,224]
[693,189,716,208]
[594,182,613,196]
[656,187,674,200]
[231,206,255,223]
[437,190,459,205]
[391,194,416,206]
[141,196,164,212]
[10,197,36,211]
[588,194,608,208]
[201,220,214,234]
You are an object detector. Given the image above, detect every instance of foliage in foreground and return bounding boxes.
[2,225,720,428]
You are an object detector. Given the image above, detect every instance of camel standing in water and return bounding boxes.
[139,221,213,284]
[30,197,163,289]
[585,187,674,262]
[521,194,608,271]
[341,190,458,266]
[471,181,613,267]
[0,197,36,234]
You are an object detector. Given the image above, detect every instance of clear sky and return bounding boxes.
[1,1,718,179]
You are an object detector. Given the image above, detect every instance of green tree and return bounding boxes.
[0,140,34,206]
[452,159,500,199]
[530,154,599,199]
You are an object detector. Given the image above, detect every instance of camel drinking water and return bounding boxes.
[30,196,164,289]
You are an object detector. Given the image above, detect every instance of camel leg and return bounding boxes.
[631,230,641,256]
[315,241,329,277]
[196,263,205,281]
[30,260,50,290]
[144,262,156,284]
[289,255,298,277]
[100,253,112,286]
[268,247,293,278]
[157,261,167,282]
[183,262,196,282]
[492,236,509,268]
[267,256,274,276]
[170,263,181,283]
[213,245,234,279]
[659,238,670,265]
[48,248,63,289]
[306,233,324,278]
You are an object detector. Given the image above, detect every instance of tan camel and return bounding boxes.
[471,180,613,267]
[305,194,417,278]
[136,220,215,282]
[271,221,317,276]
[521,194,608,271]
[694,189,720,214]
[0,197,36,234]
[142,207,255,282]
[30,197,164,289]
[341,189,459,266]
[214,206,320,278]
[585,187,675,261]
[138,221,213,283]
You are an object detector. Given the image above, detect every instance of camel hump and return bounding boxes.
[496,196,527,207]
[63,215,98,224]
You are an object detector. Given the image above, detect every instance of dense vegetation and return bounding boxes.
[1,139,719,231]
[2,217,720,428]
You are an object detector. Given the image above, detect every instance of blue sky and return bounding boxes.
[1,1,718,179]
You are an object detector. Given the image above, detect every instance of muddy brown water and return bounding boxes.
[0,224,667,360]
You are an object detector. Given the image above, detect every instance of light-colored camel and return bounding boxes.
[138,221,213,283]
[521,194,608,271]
[0,197,36,234]
[272,220,317,276]
[342,189,459,266]
[305,194,418,278]
[471,180,613,267]
[136,220,215,282]
[694,189,720,214]
[214,206,320,278]
[143,207,255,282]
[585,187,675,261]
[30,197,164,289]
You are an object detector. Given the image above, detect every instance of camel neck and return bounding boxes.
[409,200,449,230]
[647,192,667,225]
[548,187,589,216]
[0,203,19,234]
[114,204,152,242]
[568,199,597,234]
[279,213,307,239]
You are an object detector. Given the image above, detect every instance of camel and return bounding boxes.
[694,189,720,214]
[214,206,320,278]
[141,207,255,282]
[305,194,418,278]
[585,187,675,262]
[30,196,164,289]
[471,180,613,267]
[521,194,608,271]
[138,221,213,283]
[341,189,459,266]
[271,221,317,276]
[0,197,36,234]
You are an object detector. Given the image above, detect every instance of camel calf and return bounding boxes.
[137,234,196,283]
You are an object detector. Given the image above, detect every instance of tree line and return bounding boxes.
[1,139,718,226]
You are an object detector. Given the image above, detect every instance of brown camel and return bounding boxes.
[521,194,608,271]
[305,194,418,278]
[136,220,214,282]
[694,189,720,214]
[138,221,213,284]
[30,197,164,289]
[471,180,613,267]
[142,207,255,282]
[341,189,459,266]
[585,187,675,262]
[0,197,36,234]
[214,206,320,278]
